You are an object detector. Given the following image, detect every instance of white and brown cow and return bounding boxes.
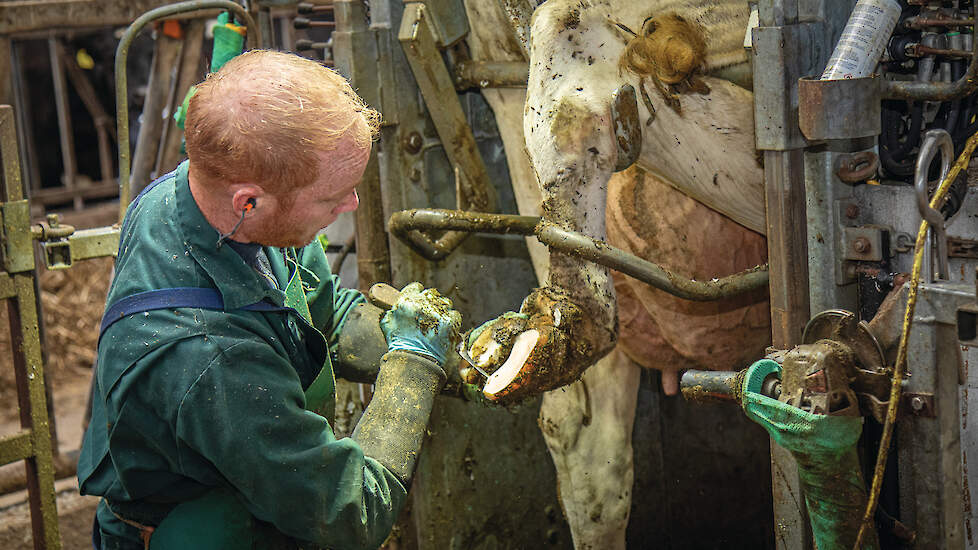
[461,1,770,548]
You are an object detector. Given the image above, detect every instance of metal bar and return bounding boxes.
[294,18,336,29]
[116,0,260,223]
[68,227,121,262]
[0,272,14,299]
[48,36,80,211]
[763,149,813,550]
[333,0,392,289]
[679,370,742,403]
[0,431,33,464]
[883,16,978,101]
[0,105,21,201]
[398,4,493,212]
[537,223,770,302]
[298,2,335,14]
[7,274,62,549]
[454,60,528,89]
[389,208,539,235]
[912,44,973,58]
[765,150,811,348]
[906,17,974,29]
[388,209,770,301]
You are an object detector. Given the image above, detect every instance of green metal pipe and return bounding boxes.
[115,0,260,222]
[388,208,770,302]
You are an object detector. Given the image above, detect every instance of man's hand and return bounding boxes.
[380,282,462,366]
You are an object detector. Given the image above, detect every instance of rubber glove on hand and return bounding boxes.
[380,282,462,366]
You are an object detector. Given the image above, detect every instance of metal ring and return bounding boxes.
[835,151,879,183]
[914,129,953,280]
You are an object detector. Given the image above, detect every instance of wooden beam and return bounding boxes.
[0,0,174,35]
[130,30,181,194]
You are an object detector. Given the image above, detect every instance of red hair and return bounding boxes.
[185,50,380,195]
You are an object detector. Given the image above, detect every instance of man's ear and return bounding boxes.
[230,186,265,214]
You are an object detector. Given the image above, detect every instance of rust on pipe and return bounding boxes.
[905,17,975,30]
[388,208,770,301]
[883,17,978,101]
[911,44,973,58]
[454,60,529,89]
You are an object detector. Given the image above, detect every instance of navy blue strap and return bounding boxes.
[98,287,284,342]
[133,169,176,207]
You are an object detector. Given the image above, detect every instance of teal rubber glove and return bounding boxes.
[380,282,462,366]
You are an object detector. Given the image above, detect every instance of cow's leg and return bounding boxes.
[465,0,630,403]
[539,347,640,550]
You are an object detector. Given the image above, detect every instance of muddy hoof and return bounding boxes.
[463,287,590,404]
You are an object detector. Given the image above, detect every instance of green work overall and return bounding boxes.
[147,254,335,550]
[79,162,407,550]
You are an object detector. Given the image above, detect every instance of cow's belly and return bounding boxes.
[607,166,771,392]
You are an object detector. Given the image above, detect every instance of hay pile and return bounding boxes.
[0,258,113,415]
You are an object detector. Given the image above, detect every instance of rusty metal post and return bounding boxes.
[765,150,812,348]
[0,105,62,549]
[762,149,814,550]
[752,2,825,545]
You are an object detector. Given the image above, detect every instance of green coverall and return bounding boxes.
[78,161,407,549]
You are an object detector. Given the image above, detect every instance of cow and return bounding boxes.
[460,1,770,547]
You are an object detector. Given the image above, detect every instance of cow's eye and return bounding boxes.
[642,16,656,35]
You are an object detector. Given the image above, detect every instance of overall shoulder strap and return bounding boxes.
[98,288,282,342]
[98,287,334,419]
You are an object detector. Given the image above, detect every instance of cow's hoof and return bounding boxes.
[462,287,587,404]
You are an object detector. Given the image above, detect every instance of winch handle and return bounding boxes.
[367,283,400,311]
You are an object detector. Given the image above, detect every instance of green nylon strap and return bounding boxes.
[283,251,335,423]
[740,359,878,550]
[211,11,245,73]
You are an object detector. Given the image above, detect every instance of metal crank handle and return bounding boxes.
[367,283,400,311]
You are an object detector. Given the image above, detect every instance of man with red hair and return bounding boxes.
[79,50,461,550]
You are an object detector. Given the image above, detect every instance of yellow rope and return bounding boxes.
[853,131,978,549]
